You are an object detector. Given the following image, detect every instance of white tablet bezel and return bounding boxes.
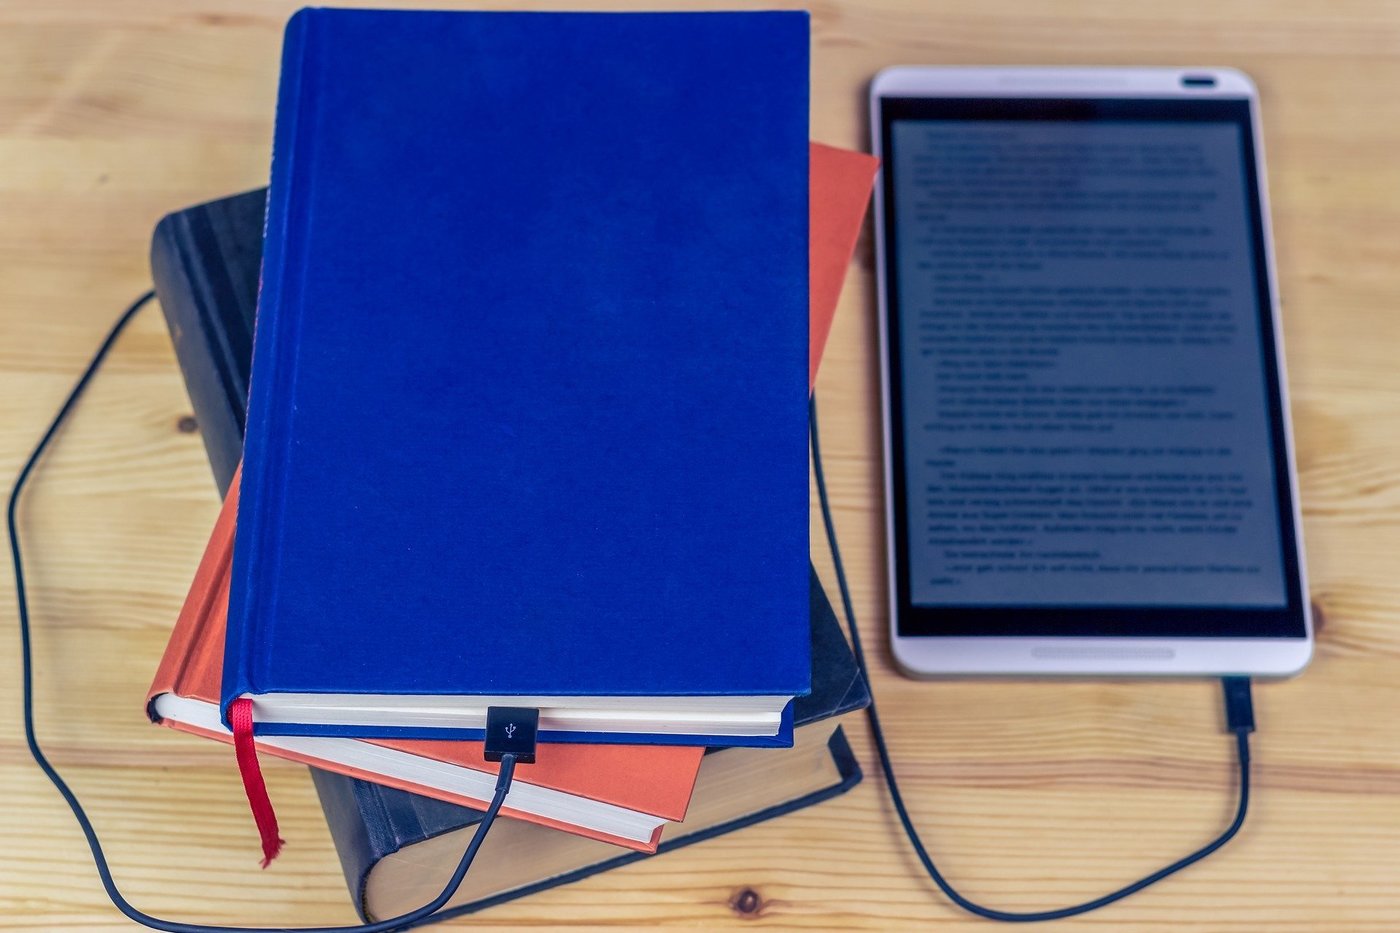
[870,67,1312,677]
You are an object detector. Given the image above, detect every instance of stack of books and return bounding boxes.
[146,8,876,923]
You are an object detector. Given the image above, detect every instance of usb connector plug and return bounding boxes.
[484,706,540,766]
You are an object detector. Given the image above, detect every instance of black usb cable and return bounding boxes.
[810,395,1256,922]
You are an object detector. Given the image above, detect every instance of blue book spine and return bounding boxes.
[224,9,311,716]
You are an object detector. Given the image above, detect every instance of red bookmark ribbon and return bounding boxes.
[230,697,285,867]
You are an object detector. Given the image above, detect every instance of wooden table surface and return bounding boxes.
[4,1,1399,929]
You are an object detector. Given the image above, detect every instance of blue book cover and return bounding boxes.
[225,9,811,745]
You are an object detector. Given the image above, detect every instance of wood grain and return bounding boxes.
[4,1,1400,929]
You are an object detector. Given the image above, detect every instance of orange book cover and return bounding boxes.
[809,142,878,390]
[149,140,876,855]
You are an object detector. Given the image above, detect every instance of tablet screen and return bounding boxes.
[880,98,1306,638]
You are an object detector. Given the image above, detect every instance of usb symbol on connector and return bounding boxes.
[484,706,540,763]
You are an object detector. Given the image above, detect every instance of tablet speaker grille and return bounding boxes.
[1030,646,1176,660]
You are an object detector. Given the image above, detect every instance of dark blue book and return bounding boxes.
[152,186,866,923]
[151,188,262,496]
[225,8,812,745]
[317,736,862,924]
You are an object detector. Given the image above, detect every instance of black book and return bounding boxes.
[151,191,868,922]
[317,576,865,921]
[150,188,263,497]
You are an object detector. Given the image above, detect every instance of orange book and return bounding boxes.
[149,141,877,855]
[149,472,703,853]
[810,142,878,390]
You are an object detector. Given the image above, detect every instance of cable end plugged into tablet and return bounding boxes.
[1222,677,1255,736]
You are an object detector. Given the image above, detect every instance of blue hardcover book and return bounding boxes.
[225,9,811,745]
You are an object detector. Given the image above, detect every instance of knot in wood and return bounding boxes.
[729,886,764,918]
